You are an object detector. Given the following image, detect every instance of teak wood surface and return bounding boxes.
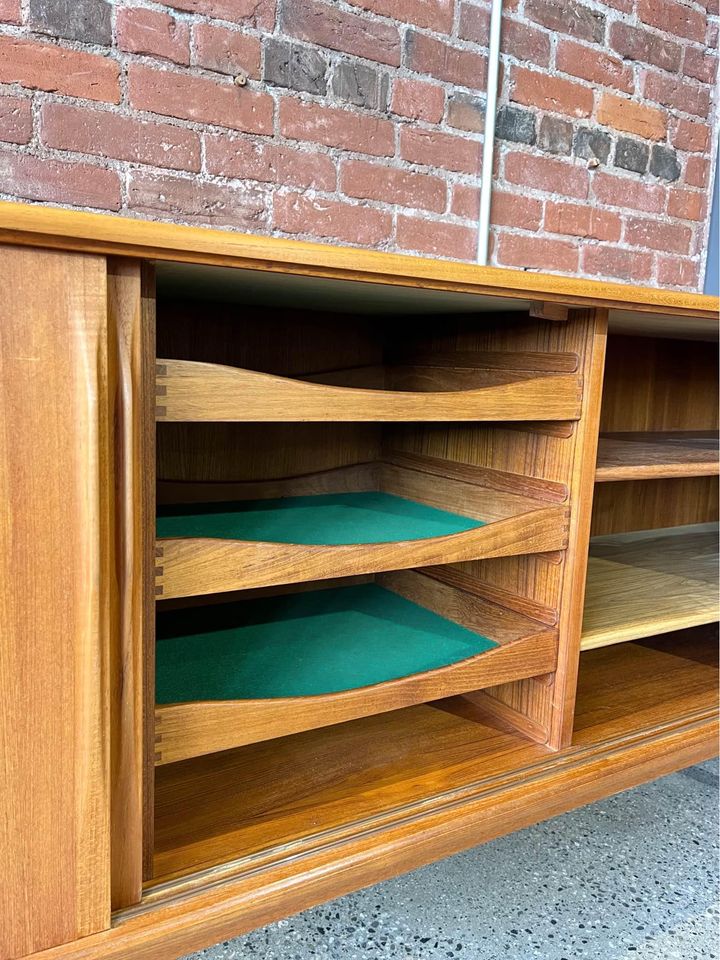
[155,359,583,422]
[0,247,112,957]
[595,431,720,481]
[0,206,717,960]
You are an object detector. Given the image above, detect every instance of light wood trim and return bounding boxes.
[155,359,583,422]
[155,631,557,764]
[156,502,569,599]
[595,432,719,482]
[0,247,111,956]
[0,201,715,318]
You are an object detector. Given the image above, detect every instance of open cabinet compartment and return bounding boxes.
[583,331,719,652]
[152,623,719,887]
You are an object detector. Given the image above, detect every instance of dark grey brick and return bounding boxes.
[264,38,327,95]
[331,60,388,112]
[650,143,681,182]
[574,126,612,164]
[615,137,649,174]
[538,116,573,155]
[28,0,111,45]
[496,105,536,145]
[447,92,485,133]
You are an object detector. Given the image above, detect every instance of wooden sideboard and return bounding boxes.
[0,201,717,960]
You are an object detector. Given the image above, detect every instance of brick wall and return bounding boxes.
[0,0,716,288]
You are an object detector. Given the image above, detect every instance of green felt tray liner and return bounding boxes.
[156,491,483,545]
[156,584,497,703]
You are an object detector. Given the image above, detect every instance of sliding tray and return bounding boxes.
[154,571,558,764]
[156,455,570,598]
[155,351,583,422]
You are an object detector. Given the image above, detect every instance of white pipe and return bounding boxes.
[477,0,503,265]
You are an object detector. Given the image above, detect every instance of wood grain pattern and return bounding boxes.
[107,260,157,906]
[154,627,557,765]
[154,568,558,763]
[582,524,719,649]
[156,359,583,422]
[590,476,719,536]
[0,247,111,957]
[156,503,568,599]
[0,200,715,319]
[595,432,719,481]
[14,629,719,960]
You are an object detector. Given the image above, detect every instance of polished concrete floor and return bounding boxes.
[186,759,719,960]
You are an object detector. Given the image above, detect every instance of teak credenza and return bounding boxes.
[0,201,718,960]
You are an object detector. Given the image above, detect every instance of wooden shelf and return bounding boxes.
[155,357,583,422]
[155,457,569,598]
[154,573,557,764]
[595,431,719,482]
[581,524,719,650]
[151,631,718,887]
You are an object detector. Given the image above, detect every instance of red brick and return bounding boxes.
[500,16,552,67]
[129,63,272,134]
[511,67,593,118]
[391,78,444,123]
[193,24,261,78]
[117,8,189,65]
[497,234,579,274]
[593,171,666,212]
[683,46,718,85]
[672,118,710,153]
[400,127,481,175]
[490,190,542,230]
[609,21,682,72]
[0,149,121,209]
[583,246,653,283]
[625,216,692,255]
[525,0,605,43]
[657,256,699,288]
[163,0,275,29]
[685,156,710,188]
[275,191,392,245]
[643,70,711,119]
[556,39,632,92]
[667,187,706,222]
[41,102,201,171]
[0,36,120,103]
[284,0,400,66]
[345,0,454,33]
[637,0,706,42]
[341,159,446,213]
[596,92,666,141]
[0,94,31,144]
[545,202,621,241]
[0,0,20,23]
[205,135,336,190]
[460,7,551,67]
[397,215,476,260]
[504,153,589,200]
[129,171,268,228]
[407,31,487,88]
[451,184,479,220]
[279,98,394,157]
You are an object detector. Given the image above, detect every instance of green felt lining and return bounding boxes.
[156,584,497,703]
[156,491,484,545]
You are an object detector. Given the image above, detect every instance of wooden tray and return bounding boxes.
[154,571,558,764]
